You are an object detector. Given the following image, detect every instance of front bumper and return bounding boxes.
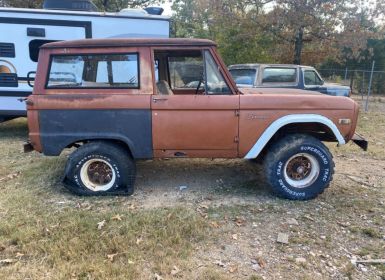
[351,133,368,151]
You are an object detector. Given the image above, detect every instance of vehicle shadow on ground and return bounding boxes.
[135,158,272,199]
[0,118,28,140]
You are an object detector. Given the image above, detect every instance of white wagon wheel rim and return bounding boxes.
[80,159,116,191]
[283,153,320,189]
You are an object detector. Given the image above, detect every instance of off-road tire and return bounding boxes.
[63,142,136,196]
[264,134,334,200]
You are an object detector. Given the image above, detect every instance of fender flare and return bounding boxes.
[244,114,346,159]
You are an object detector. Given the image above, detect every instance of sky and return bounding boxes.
[160,1,173,16]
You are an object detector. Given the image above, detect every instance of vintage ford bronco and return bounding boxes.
[25,38,367,200]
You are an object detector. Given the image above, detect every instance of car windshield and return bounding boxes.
[229,68,256,85]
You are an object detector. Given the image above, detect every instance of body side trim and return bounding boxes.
[244,114,346,159]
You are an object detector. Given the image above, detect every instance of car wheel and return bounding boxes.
[264,134,334,200]
[63,142,135,196]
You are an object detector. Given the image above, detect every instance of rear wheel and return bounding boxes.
[263,134,334,200]
[63,142,135,196]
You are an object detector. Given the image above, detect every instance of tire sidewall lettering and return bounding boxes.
[73,154,121,190]
[275,144,331,196]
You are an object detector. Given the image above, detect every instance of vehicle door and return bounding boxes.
[151,48,239,158]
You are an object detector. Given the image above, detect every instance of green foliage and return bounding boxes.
[93,0,163,12]
[0,0,44,8]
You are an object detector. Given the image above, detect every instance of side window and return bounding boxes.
[168,56,203,89]
[46,53,139,88]
[154,59,159,82]
[262,68,297,84]
[229,68,257,86]
[204,50,230,94]
[29,40,58,62]
[304,70,323,86]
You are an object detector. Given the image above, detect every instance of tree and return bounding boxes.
[0,0,43,8]
[172,0,275,65]
[93,0,164,12]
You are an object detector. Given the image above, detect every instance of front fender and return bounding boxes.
[244,114,345,159]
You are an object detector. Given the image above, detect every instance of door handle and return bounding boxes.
[153,97,168,103]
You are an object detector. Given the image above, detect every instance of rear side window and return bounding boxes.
[229,68,256,85]
[262,68,297,84]
[46,53,139,89]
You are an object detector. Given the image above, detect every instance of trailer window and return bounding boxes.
[29,40,58,62]
[46,53,139,89]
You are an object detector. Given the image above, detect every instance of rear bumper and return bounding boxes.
[351,133,368,151]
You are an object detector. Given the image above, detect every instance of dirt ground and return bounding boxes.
[0,96,384,279]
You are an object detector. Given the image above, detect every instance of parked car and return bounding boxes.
[228,64,351,97]
[0,0,170,123]
[24,38,367,200]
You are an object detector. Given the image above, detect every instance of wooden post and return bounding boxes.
[365,61,375,112]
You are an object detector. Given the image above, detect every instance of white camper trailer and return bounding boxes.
[0,0,170,122]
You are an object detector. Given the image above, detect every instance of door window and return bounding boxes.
[304,70,323,86]
[204,50,231,94]
[168,56,204,89]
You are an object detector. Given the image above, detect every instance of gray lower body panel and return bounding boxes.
[39,109,152,158]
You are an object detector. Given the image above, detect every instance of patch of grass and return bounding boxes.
[361,227,382,239]
[0,206,208,279]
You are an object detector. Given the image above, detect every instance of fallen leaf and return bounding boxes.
[234,216,246,227]
[228,265,238,273]
[170,265,180,275]
[210,221,220,228]
[136,237,143,245]
[232,234,238,240]
[15,252,24,258]
[128,260,135,264]
[127,204,137,210]
[111,214,122,221]
[256,256,266,268]
[154,273,163,280]
[304,215,315,222]
[0,259,16,265]
[97,220,106,230]
[107,253,118,262]
[0,172,20,183]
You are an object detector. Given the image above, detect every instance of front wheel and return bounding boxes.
[264,134,334,200]
[63,142,136,196]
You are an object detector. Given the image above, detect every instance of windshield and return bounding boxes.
[229,68,256,86]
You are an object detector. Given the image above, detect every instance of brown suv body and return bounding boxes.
[26,38,366,200]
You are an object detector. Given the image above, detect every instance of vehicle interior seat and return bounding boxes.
[156,80,174,95]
